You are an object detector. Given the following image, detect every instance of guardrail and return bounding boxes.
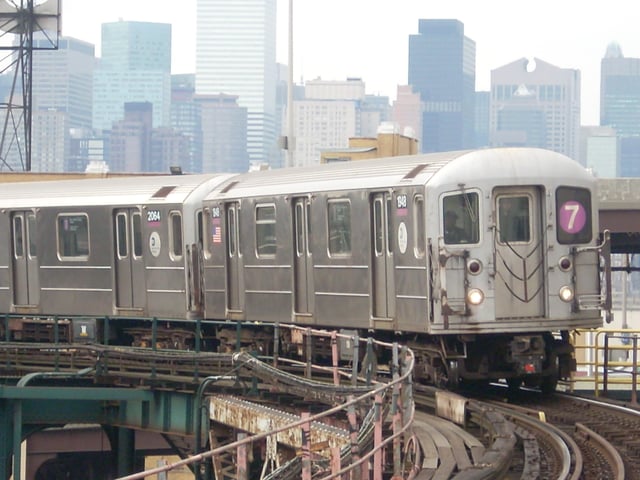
[572,328,640,404]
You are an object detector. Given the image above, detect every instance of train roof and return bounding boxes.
[205,148,593,200]
[0,173,234,209]
[206,150,462,200]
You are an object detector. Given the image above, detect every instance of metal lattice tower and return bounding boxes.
[0,0,60,172]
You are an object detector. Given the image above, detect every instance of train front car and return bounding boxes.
[425,148,608,392]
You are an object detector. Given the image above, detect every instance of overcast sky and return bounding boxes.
[60,0,637,125]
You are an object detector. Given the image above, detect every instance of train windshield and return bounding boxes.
[497,196,530,244]
[556,187,592,244]
[443,192,479,244]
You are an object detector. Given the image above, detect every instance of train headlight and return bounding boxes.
[558,256,572,272]
[559,286,574,303]
[467,258,482,275]
[467,288,484,306]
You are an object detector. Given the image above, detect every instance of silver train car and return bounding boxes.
[0,148,609,389]
[0,174,233,346]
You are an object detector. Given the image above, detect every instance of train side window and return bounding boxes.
[13,215,24,259]
[57,214,90,260]
[28,213,37,258]
[498,196,530,244]
[414,195,425,257]
[169,212,183,261]
[132,212,143,258]
[116,212,128,259]
[556,187,592,244]
[443,192,479,245]
[328,199,351,256]
[256,204,276,257]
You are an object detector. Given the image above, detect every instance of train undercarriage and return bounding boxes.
[1,315,575,393]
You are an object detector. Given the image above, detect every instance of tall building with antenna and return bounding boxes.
[195,0,278,169]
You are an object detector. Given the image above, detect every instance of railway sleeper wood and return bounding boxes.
[413,419,456,479]
[429,415,486,464]
[514,425,541,480]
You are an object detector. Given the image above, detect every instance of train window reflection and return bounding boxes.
[28,214,37,258]
[169,212,183,260]
[498,196,530,244]
[256,204,276,257]
[57,214,89,260]
[132,213,142,258]
[116,213,128,258]
[328,200,351,256]
[414,196,425,257]
[13,215,23,258]
[443,192,479,245]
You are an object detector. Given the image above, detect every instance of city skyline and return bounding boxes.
[60,0,640,125]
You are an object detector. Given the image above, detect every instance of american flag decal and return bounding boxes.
[212,225,222,244]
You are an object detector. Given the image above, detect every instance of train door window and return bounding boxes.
[373,198,383,256]
[386,196,393,254]
[198,209,212,259]
[328,199,351,256]
[27,213,37,257]
[295,202,305,256]
[442,192,479,245]
[414,195,425,258]
[57,214,90,260]
[116,212,128,258]
[228,207,237,256]
[132,212,142,258]
[169,211,183,261]
[256,204,276,257]
[556,187,592,244]
[498,196,530,244]
[13,215,24,258]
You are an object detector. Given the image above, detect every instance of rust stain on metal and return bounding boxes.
[209,395,349,456]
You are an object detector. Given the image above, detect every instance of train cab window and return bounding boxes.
[556,187,592,244]
[132,212,143,258]
[57,214,89,260]
[169,212,183,260]
[443,193,479,245]
[256,204,276,257]
[498,196,530,244]
[328,200,351,256]
[414,195,425,257]
[28,213,37,258]
[13,216,24,258]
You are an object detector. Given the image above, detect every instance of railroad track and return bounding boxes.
[1,343,633,479]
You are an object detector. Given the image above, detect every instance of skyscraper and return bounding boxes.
[600,43,640,176]
[93,21,172,132]
[196,0,277,167]
[490,58,581,160]
[408,19,476,153]
[600,42,640,137]
[31,36,95,171]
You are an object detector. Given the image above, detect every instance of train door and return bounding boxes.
[292,197,313,316]
[11,211,39,307]
[494,187,545,318]
[225,202,242,313]
[370,192,395,319]
[113,209,145,309]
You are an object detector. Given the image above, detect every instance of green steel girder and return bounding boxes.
[0,386,198,479]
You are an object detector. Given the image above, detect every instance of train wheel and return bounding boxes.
[540,374,558,394]
[447,360,460,389]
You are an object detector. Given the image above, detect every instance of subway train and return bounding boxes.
[0,148,610,390]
